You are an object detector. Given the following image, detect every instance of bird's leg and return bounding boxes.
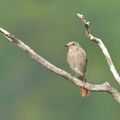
[78,75,87,87]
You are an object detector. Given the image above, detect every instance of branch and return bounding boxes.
[77,13,120,85]
[0,25,120,103]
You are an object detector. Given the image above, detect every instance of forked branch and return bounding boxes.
[0,13,120,103]
[77,13,120,85]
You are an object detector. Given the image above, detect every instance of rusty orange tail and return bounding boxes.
[78,76,89,97]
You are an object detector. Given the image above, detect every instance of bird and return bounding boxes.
[65,41,89,97]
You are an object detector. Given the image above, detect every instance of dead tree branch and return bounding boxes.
[0,14,120,103]
[77,13,120,85]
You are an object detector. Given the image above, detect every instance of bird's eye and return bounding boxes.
[72,43,75,45]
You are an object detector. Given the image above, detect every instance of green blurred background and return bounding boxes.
[0,0,120,120]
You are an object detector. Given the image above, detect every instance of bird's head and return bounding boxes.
[65,41,80,50]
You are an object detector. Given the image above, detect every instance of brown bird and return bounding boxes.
[65,41,89,97]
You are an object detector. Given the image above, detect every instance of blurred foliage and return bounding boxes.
[0,0,120,120]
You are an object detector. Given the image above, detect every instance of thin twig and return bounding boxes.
[0,25,120,103]
[77,13,120,85]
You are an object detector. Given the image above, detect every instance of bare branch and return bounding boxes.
[77,13,120,85]
[0,26,120,103]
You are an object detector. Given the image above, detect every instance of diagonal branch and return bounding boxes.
[77,13,120,85]
[0,26,120,103]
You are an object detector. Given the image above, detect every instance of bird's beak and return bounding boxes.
[64,44,68,47]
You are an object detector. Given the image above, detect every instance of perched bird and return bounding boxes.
[65,41,89,97]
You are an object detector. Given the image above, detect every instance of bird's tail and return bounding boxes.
[78,76,89,97]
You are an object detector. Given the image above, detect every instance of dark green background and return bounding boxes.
[0,0,120,120]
